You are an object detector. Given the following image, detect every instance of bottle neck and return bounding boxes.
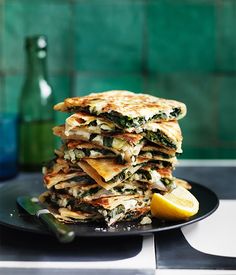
[26,50,48,80]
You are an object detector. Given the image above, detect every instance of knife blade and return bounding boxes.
[17,196,75,243]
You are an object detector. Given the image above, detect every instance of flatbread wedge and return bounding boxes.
[44,169,95,189]
[54,90,187,129]
[131,165,175,192]
[78,157,148,190]
[53,125,144,162]
[40,191,151,226]
[65,112,116,134]
[43,157,95,189]
[54,180,151,200]
[87,195,151,225]
[39,191,102,223]
[140,143,177,160]
[142,121,183,153]
[63,140,117,162]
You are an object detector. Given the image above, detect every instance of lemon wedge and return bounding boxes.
[151,186,199,220]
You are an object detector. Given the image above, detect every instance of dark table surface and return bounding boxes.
[0,164,235,274]
[174,165,236,199]
[160,165,236,270]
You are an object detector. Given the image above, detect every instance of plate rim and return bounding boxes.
[0,179,219,237]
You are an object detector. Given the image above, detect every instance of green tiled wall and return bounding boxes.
[2,0,72,73]
[74,1,144,72]
[216,1,236,72]
[0,0,236,159]
[146,1,216,72]
[75,73,145,96]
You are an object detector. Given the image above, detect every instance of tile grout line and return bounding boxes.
[2,71,236,77]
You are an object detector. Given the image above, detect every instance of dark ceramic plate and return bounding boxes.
[0,178,219,237]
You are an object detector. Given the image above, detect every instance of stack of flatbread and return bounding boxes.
[40,90,187,226]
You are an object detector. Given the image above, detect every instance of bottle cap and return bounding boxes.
[25,35,47,50]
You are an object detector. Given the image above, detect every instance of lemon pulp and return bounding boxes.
[151,186,199,220]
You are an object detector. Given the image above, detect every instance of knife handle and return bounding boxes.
[38,211,75,243]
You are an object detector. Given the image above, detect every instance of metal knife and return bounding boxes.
[17,196,75,243]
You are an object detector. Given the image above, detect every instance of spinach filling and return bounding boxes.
[145,130,177,149]
[102,111,146,128]
[152,113,168,120]
[67,175,95,184]
[135,170,152,181]
[50,194,144,223]
[80,186,101,198]
[105,167,138,184]
[103,136,113,147]
[69,202,125,220]
[67,107,182,129]
[50,175,95,190]
[152,151,173,158]
[91,148,115,156]
[161,178,173,186]
[116,155,126,164]
[170,107,181,118]
[113,186,138,195]
[45,195,59,209]
[55,199,95,214]
[149,160,173,168]
[124,212,141,221]
[88,134,115,149]
[140,150,173,159]
[72,202,98,213]
[108,170,126,183]
[124,210,151,222]
[89,133,97,141]
[79,205,127,222]
[88,120,97,127]
[102,109,182,129]
[68,106,90,113]
[66,147,115,159]
[106,205,125,219]
[160,178,176,191]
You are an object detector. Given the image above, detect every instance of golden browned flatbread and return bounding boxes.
[54,90,187,128]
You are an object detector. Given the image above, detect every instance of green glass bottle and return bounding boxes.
[19,35,55,171]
